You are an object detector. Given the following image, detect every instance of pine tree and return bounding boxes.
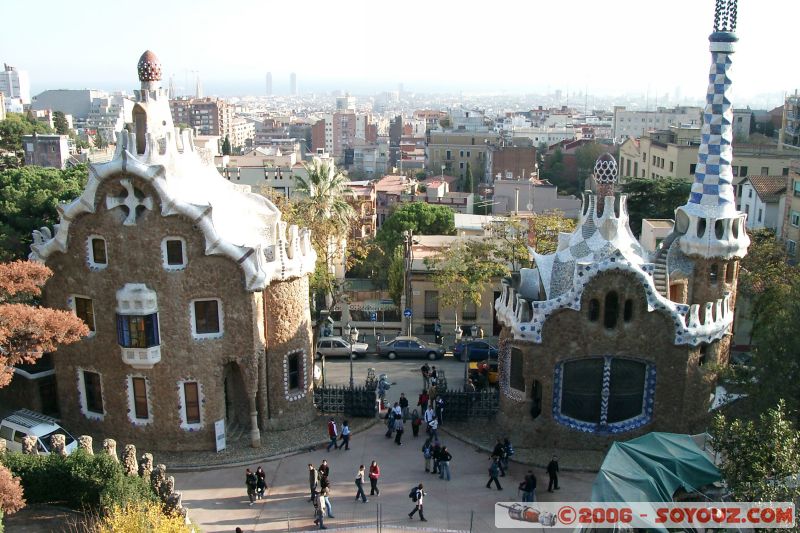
[53,111,69,135]
[463,162,474,193]
[221,135,232,155]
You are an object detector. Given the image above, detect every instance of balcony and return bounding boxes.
[121,346,161,370]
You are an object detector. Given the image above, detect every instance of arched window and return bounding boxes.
[698,344,708,367]
[623,299,633,322]
[554,357,655,433]
[588,299,600,321]
[709,264,719,284]
[604,292,619,329]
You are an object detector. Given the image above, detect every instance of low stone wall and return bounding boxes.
[0,435,189,522]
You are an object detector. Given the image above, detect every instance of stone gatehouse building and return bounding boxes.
[22,51,317,451]
[493,7,750,450]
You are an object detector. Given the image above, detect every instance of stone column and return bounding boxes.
[49,434,67,456]
[102,439,119,462]
[122,444,138,476]
[78,435,93,454]
[249,395,261,448]
[139,453,153,479]
[22,436,38,455]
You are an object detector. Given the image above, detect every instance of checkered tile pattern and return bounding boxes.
[688,51,736,211]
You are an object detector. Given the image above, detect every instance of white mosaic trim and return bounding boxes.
[498,338,525,402]
[176,378,204,431]
[76,367,105,421]
[125,374,153,426]
[496,249,733,347]
[283,349,308,402]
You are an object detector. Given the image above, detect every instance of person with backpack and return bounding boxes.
[245,468,258,506]
[422,438,433,472]
[486,457,503,490]
[408,483,426,522]
[368,460,381,496]
[438,446,452,481]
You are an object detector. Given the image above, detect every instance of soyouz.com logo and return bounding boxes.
[495,502,795,529]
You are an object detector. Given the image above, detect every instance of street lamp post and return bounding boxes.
[455,326,468,388]
[346,323,359,389]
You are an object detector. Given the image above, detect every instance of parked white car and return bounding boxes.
[315,336,369,360]
[0,409,77,455]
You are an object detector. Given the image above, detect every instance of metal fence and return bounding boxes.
[438,388,499,421]
[313,385,377,417]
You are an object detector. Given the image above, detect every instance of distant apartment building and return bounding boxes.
[311,112,377,163]
[738,175,786,232]
[345,181,377,240]
[448,108,488,131]
[216,146,308,197]
[413,110,446,131]
[375,174,418,226]
[170,97,252,149]
[732,108,753,140]
[618,126,792,182]
[490,145,537,182]
[782,91,800,149]
[781,170,800,262]
[1,63,30,106]
[31,89,106,126]
[426,130,501,182]
[612,106,701,142]
[86,94,134,143]
[22,134,70,169]
[492,176,581,218]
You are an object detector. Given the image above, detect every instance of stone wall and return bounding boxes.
[42,175,264,451]
[496,270,722,451]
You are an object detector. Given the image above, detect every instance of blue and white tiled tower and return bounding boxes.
[674,0,749,259]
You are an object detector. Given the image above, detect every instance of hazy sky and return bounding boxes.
[2,0,798,100]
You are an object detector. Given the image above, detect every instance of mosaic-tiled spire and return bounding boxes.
[674,0,748,260]
[684,0,738,218]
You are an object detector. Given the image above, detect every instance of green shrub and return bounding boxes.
[1,450,155,511]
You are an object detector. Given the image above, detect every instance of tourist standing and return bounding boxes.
[417,389,429,411]
[435,396,445,426]
[369,460,381,496]
[318,459,330,479]
[519,470,537,502]
[503,438,515,472]
[320,480,334,518]
[547,455,560,492]
[340,420,351,450]
[354,465,368,503]
[421,363,430,390]
[411,409,421,437]
[394,416,405,445]
[399,393,409,421]
[434,319,442,344]
[486,457,503,490]
[313,491,327,530]
[422,438,433,472]
[308,464,319,502]
[326,418,339,451]
[492,438,507,477]
[438,446,452,481]
[427,416,439,441]
[245,468,257,505]
[255,466,267,500]
[431,441,442,475]
[408,483,427,522]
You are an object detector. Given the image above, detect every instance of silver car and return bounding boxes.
[315,336,369,360]
[377,336,445,360]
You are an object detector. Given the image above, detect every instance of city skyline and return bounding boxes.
[1,0,798,104]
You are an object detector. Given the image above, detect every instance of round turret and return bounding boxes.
[137,50,162,82]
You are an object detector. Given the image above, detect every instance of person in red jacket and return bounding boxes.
[368,460,381,496]
[326,418,339,451]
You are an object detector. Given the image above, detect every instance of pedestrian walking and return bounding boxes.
[519,470,537,502]
[547,455,560,492]
[308,463,319,502]
[427,416,439,441]
[392,401,403,420]
[408,483,427,521]
[394,417,405,445]
[434,319,442,344]
[318,459,330,479]
[399,393,409,421]
[431,441,442,475]
[423,405,435,430]
[438,446,452,481]
[435,396,445,426]
[321,481,334,518]
[340,420,351,450]
[421,363,430,390]
[369,460,381,496]
[492,438,507,477]
[245,468,257,505]
[417,389,429,411]
[422,437,433,472]
[326,418,339,451]
[377,375,389,410]
[411,409,421,437]
[354,465,368,503]
[313,491,327,529]
[255,466,267,500]
[486,457,503,490]
[385,409,395,439]
[503,437,515,472]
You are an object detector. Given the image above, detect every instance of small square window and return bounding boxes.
[791,211,800,227]
[192,299,222,338]
[166,240,183,265]
[91,238,107,264]
[761,166,769,175]
[73,296,96,332]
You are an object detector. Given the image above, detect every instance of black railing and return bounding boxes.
[437,388,499,421]
[313,385,377,417]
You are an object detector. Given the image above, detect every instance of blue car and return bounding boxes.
[452,340,498,362]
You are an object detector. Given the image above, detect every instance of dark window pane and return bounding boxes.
[166,240,184,265]
[194,300,220,334]
[561,359,603,423]
[623,300,633,322]
[604,292,619,329]
[531,380,542,419]
[288,354,300,390]
[607,359,646,423]
[117,314,159,348]
[91,238,107,264]
[184,382,200,424]
[84,371,103,414]
[510,347,525,391]
[588,299,600,321]
[75,297,95,332]
[132,377,148,419]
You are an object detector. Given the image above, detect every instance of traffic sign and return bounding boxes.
[403,308,412,318]
[370,312,378,322]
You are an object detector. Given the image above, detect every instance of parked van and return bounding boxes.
[0,409,77,455]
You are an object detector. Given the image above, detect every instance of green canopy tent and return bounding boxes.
[592,432,721,503]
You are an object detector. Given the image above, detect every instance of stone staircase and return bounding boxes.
[651,232,677,298]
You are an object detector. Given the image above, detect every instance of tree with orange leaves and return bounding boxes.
[0,260,88,388]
